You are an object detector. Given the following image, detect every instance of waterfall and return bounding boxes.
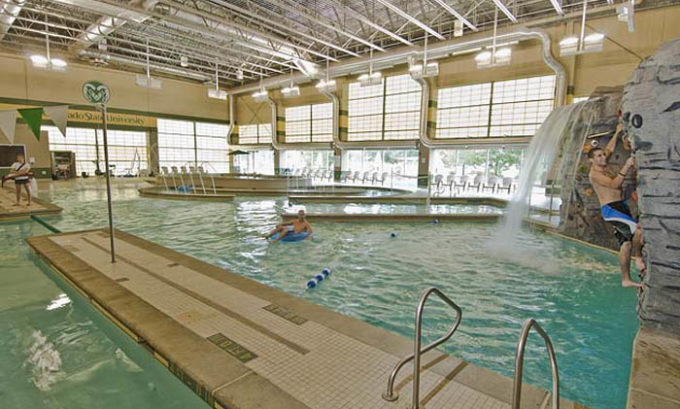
[497,103,586,239]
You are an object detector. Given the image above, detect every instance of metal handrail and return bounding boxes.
[512,319,559,409]
[383,287,462,409]
[198,161,218,194]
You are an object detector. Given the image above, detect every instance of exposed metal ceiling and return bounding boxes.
[0,0,633,86]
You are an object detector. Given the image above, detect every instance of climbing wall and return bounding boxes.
[622,38,680,334]
[558,87,638,250]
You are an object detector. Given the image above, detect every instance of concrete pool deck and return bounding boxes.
[27,228,588,409]
[0,187,62,221]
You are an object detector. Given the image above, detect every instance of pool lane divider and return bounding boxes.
[306,268,331,289]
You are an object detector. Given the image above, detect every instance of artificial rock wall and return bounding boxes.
[622,39,680,334]
[559,88,638,250]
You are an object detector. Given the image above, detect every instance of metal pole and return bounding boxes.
[99,104,116,263]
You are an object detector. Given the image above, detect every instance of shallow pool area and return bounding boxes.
[14,184,640,409]
[0,221,213,409]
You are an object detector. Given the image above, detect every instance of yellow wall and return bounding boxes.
[0,53,228,122]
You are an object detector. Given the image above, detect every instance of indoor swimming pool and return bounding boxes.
[2,183,638,409]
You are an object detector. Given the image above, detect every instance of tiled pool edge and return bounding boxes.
[138,187,235,202]
[26,232,309,409]
[26,228,588,409]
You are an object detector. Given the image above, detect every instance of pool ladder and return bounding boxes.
[382,287,462,409]
[512,319,560,409]
[382,288,559,409]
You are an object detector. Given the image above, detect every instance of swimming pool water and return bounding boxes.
[14,182,639,409]
[0,221,210,409]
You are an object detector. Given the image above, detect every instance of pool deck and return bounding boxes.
[27,228,588,409]
[0,187,62,221]
[138,187,235,202]
[282,212,502,223]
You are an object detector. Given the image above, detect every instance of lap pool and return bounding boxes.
[3,183,638,409]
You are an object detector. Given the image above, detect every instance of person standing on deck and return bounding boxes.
[8,153,32,207]
[588,122,644,288]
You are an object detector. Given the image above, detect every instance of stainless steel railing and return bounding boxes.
[382,287,462,409]
[512,318,559,409]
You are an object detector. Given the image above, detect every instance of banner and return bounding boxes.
[0,110,17,144]
[18,108,44,140]
[44,105,69,137]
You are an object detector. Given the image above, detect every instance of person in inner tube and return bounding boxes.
[4,153,33,206]
[266,209,313,244]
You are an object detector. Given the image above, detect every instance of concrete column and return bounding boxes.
[336,82,350,182]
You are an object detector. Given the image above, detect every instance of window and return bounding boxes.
[348,74,421,141]
[158,119,195,171]
[239,123,271,144]
[158,119,230,172]
[45,126,148,175]
[430,148,526,179]
[233,150,275,175]
[284,103,332,143]
[196,122,229,173]
[280,150,334,172]
[341,149,418,189]
[436,75,555,139]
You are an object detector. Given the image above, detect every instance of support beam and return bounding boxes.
[374,0,445,40]
[490,0,518,23]
[429,0,478,31]
[548,0,564,16]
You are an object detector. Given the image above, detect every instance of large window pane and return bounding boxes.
[436,75,555,139]
[348,74,420,141]
[285,103,333,143]
[233,150,274,174]
[45,126,147,176]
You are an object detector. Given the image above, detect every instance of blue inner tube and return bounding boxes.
[271,231,310,242]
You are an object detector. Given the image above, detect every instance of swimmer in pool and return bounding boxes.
[266,209,313,244]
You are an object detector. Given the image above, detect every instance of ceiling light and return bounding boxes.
[237,69,244,80]
[409,62,439,79]
[474,51,492,64]
[584,33,605,44]
[315,79,337,93]
[474,47,511,69]
[358,71,382,87]
[180,56,189,67]
[51,58,67,68]
[453,20,464,37]
[281,85,300,98]
[208,88,227,100]
[30,54,48,67]
[252,89,269,103]
[136,74,162,89]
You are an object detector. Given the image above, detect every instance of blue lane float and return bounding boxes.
[390,232,398,238]
[307,268,332,289]
[271,231,310,242]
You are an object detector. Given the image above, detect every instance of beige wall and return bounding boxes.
[6,125,51,174]
[0,53,228,121]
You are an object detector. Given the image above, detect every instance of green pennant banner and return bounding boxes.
[18,108,44,141]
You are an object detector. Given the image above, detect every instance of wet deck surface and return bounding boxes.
[27,229,585,409]
[0,187,62,221]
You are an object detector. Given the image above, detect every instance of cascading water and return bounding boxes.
[497,103,586,239]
